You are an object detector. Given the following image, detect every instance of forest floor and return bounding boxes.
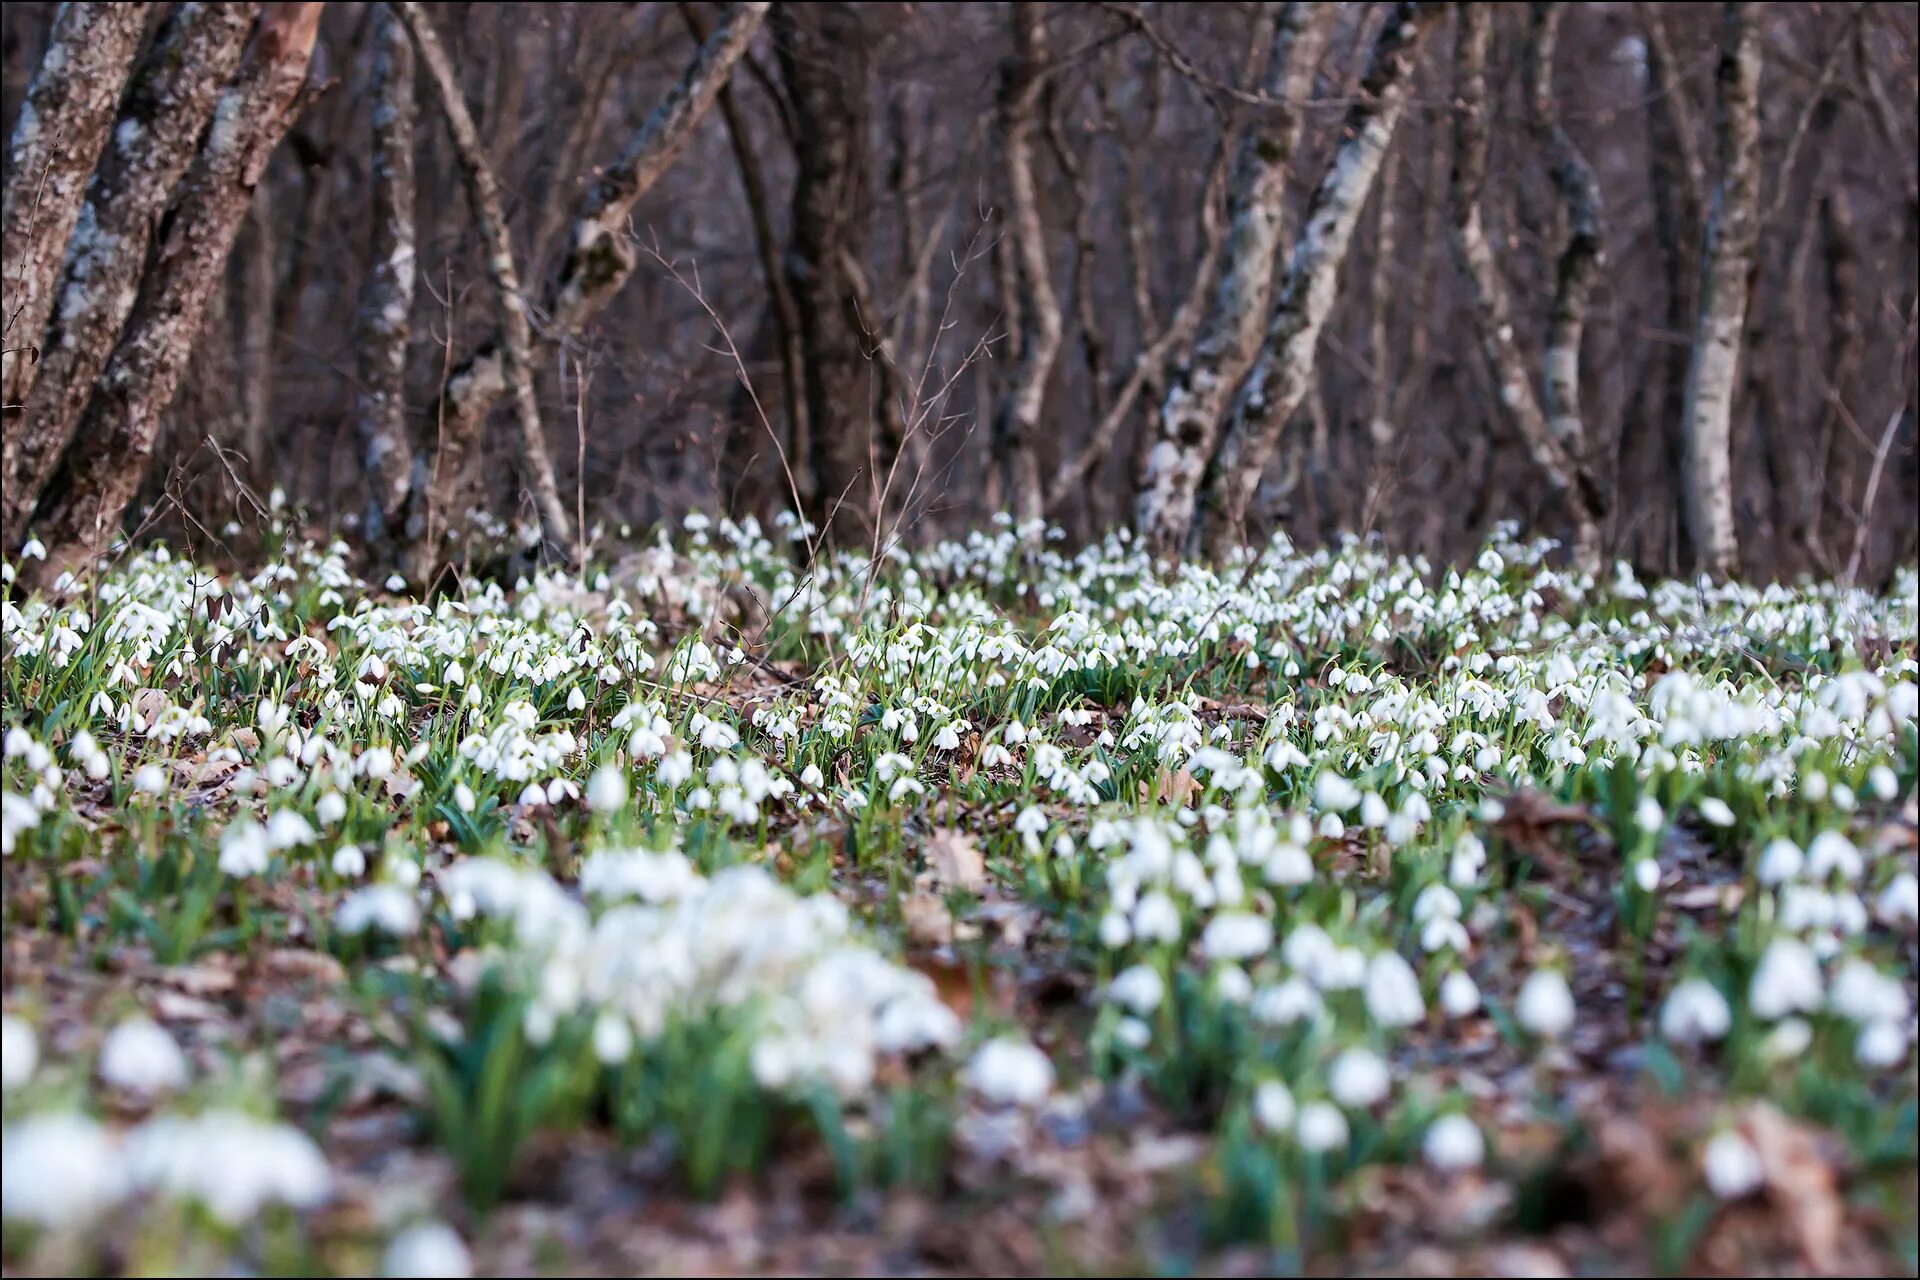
[2,516,1916,1277]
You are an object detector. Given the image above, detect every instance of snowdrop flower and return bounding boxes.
[964,1037,1054,1107]
[453,781,476,813]
[587,765,628,813]
[1757,1017,1813,1064]
[1,1113,125,1227]
[1806,830,1862,882]
[1296,1101,1350,1153]
[592,1012,634,1064]
[98,1017,190,1094]
[1749,938,1823,1019]
[1422,1114,1485,1171]
[2,1015,37,1090]
[1364,952,1425,1026]
[1515,969,1576,1039]
[1701,1130,1763,1199]
[383,1221,473,1279]
[132,764,168,795]
[1856,1020,1908,1068]
[124,1110,331,1223]
[218,819,270,876]
[1252,1080,1296,1133]
[1867,765,1899,801]
[1132,891,1182,943]
[1756,838,1804,885]
[1828,960,1910,1024]
[657,750,694,788]
[1313,772,1361,813]
[316,790,347,824]
[337,885,419,937]
[1108,964,1165,1015]
[1200,912,1273,962]
[1328,1047,1390,1108]
[1634,795,1664,833]
[266,808,317,849]
[1660,978,1731,1044]
[332,844,367,877]
[1439,969,1481,1018]
[1875,871,1918,926]
[1697,797,1735,827]
[1632,858,1661,893]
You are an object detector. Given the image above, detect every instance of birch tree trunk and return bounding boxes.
[0,2,151,415]
[1196,1,1437,562]
[1526,2,1603,457]
[992,1,1060,529]
[1445,4,1603,568]
[353,5,417,548]
[393,0,570,572]
[1681,2,1763,580]
[1134,1,1331,560]
[30,3,326,583]
[395,0,768,576]
[4,2,258,544]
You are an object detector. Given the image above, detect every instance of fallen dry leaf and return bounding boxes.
[902,892,955,947]
[1741,1102,1845,1273]
[924,826,988,893]
[1141,767,1199,807]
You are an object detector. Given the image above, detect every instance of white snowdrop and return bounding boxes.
[1701,1130,1763,1199]
[1295,1101,1350,1153]
[1515,969,1575,1039]
[1660,978,1731,1044]
[1328,1047,1390,1108]
[1422,1113,1485,1171]
[98,1017,190,1094]
[964,1037,1054,1107]
[1748,938,1823,1020]
[382,1221,473,1279]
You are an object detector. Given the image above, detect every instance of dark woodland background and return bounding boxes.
[2,2,1916,584]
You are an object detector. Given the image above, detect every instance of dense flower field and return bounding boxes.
[3,514,1916,1275]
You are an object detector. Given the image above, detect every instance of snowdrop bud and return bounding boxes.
[1867,765,1898,801]
[453,782,476,813]
[1422,1114,1485,1171]
[1515,969,1576,1039]
[1632,858,1661,893]
[133,764,167,794]
[316,791,347,824]
[1701,1131,1763,1199]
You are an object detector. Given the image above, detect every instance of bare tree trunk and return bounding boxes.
[31,4,326,583]
[394,1,570,572]
[1196,1,1436,562]
[691,0,810,521]
[775,1,879,548]
[4,2,257,544]
[397,0,768,575]
[1444,4,1603,568]
[237,187,277,467]
[1681,2,1764,580]
[1364,141,1399,527]
[353,5,417,548]
[1135,1,1331,560]
[993,1,1061,529]
[0,2,151,415]
[1527,2,1603,459]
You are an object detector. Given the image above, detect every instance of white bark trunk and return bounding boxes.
[5,2,258,543]
[1,2,152,414]
[353,5,417,548]
[32,4,326,583]
[1681,2,1764,580]
[1135,1,1331,560]
[1197,1,1438,561]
